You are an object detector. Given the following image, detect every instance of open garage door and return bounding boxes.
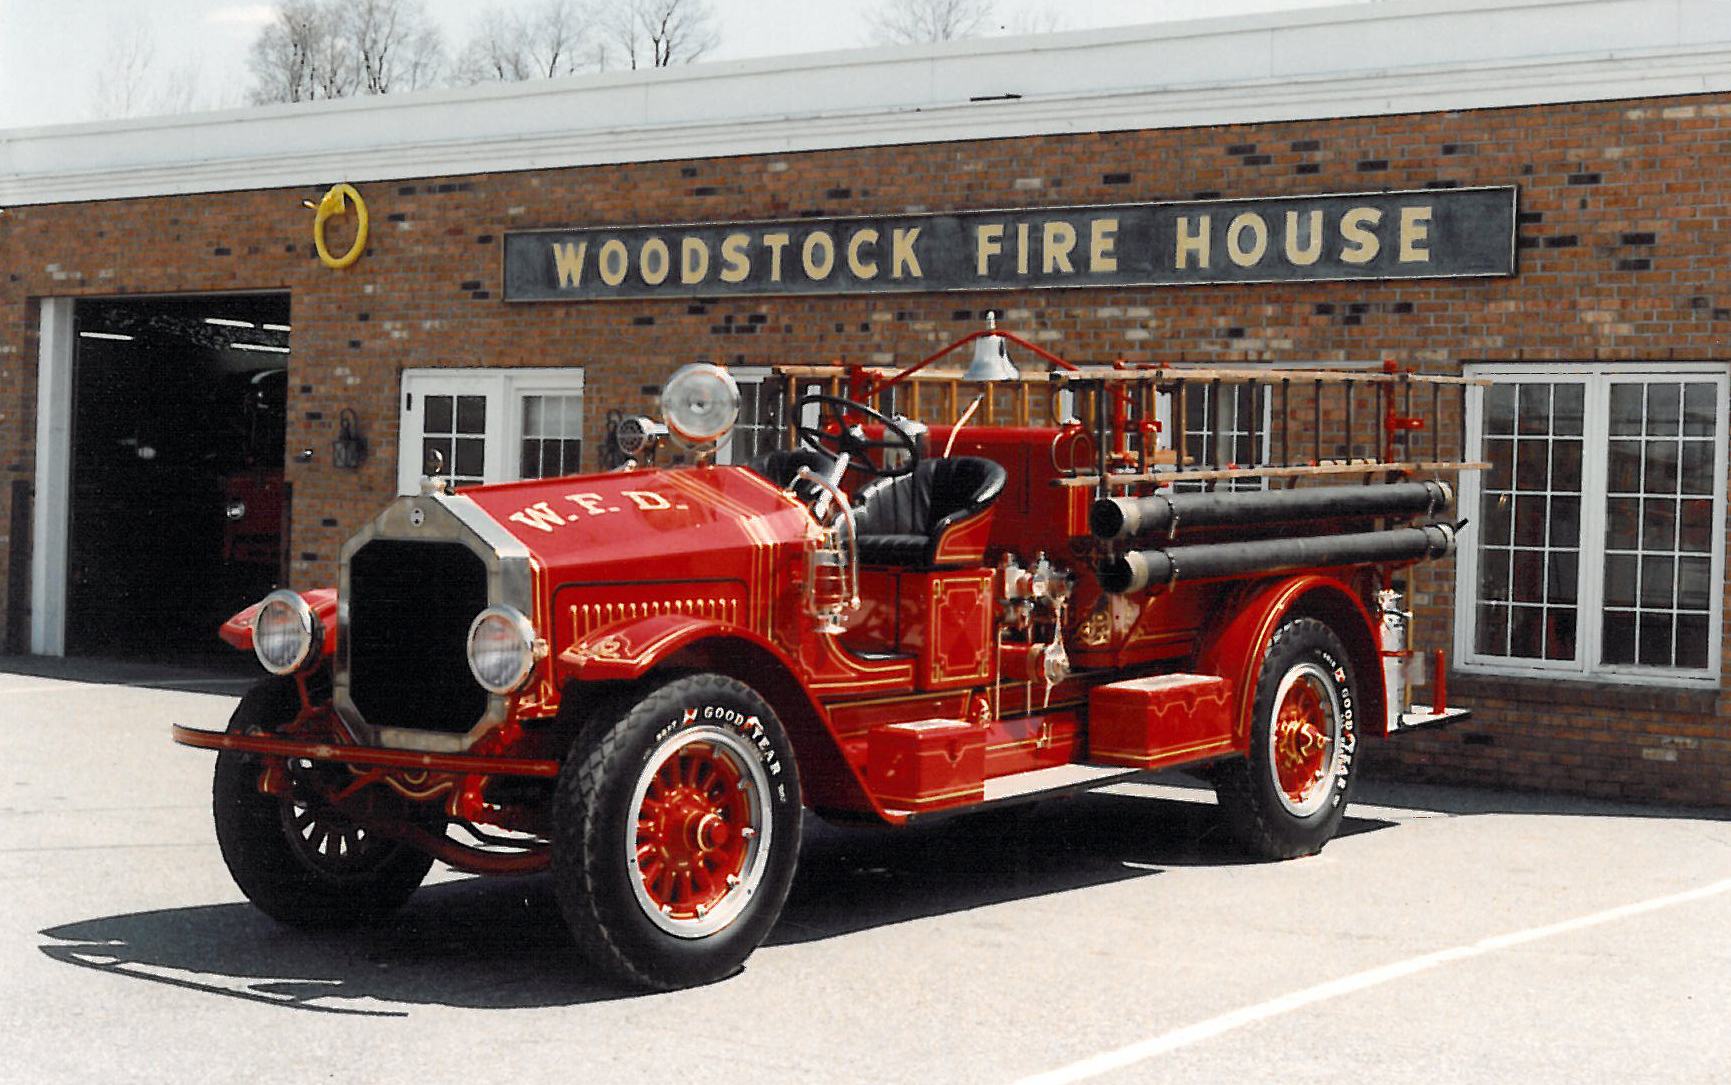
[65,295,290,661]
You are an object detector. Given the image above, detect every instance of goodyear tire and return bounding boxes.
[1214,618,1360,860]
[212,677,435,930]
[553,673,802,990]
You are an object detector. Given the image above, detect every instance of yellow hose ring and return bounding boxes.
[312,183,369,269]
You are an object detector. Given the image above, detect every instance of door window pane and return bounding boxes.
[420,394,487,490]
[401,369,584,495]
[520,393,583,479]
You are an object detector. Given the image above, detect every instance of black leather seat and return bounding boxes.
[851,456,1007,567]
[747,448,836,490]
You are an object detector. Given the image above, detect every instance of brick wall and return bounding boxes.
[2,90,1727,802]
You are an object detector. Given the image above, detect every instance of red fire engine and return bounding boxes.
[174,320,1474,989]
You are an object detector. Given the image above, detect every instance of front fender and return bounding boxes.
[555,613,798,683]
[1194,575,1381,748]
[217,588,338,655]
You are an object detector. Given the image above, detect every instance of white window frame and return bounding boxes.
[1454,362,1728,688]
[716,366,776,466]
[1149,359,1392,488]
[1159,379,1275,491]
[397,367,585,495]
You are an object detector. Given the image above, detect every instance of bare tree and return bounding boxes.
[92,14,157,118]
[455,8,536,84]
[248,0,352,103]
[91,13,208,118]
[248,0,443,103]
[455,1,597,85]
[866,0,996,44]
[343,0,446,95]
[528,0,598,77]
[598,0,719,70]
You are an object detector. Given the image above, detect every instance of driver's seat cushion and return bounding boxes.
[747,448,836,491]
[851,456,1007,567]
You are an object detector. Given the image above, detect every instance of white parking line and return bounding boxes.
[1007,875,1731,1085]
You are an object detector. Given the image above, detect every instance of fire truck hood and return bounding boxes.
[453,465,814,574]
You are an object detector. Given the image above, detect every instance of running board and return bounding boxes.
[1393,704,1472,732]
[893,764,1143,821]
[984,763,1144,802]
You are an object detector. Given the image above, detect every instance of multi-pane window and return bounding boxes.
[420,393,489,490]
[1458,366,1727,683]
[1473,381,1583,661]
[520,393,583,479]
[398,369,584,494]
[1146,380,1271,492]
[1178,382,1269,492]
[721,368,784,465]
[1602,380,1719,669]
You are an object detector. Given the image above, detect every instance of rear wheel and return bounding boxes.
[553,673,802,990]
[1214,618,1360,859]
[213,678,435,930]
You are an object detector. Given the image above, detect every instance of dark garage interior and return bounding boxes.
[67,294,290,661]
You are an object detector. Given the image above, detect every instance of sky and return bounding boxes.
[0,0,1354,129]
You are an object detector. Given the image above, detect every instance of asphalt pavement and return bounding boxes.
[4,658,1730,1084]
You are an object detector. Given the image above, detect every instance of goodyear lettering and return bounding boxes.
[1320,649,1357,809]
[700,706,783,775]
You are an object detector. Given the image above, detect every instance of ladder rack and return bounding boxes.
[768,351,1486,495]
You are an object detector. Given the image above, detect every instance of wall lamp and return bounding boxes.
[332,408,368,470]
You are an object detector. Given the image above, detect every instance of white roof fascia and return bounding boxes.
[1,0,1728,207]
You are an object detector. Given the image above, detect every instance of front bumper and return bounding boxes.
[170,724,560,778]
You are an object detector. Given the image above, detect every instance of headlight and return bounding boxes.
[466,606,538,694]
[660,363,739,450]
[253,590,320,674]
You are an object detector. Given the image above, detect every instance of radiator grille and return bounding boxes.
[346,539,490,735]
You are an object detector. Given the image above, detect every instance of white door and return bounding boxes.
[398,368,585,494]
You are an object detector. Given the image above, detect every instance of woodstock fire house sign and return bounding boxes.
[503,186,1516,302]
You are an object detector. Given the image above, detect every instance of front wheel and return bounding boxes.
[212,678,435,930]
[1214,617,1360,860]
[553,673,802,990]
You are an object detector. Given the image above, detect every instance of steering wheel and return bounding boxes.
[795,394,920,479]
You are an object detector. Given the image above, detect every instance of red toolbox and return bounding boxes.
[1088,673,1235,769]
[867,718,986,812]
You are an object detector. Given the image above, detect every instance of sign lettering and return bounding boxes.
[503,187,1516,301]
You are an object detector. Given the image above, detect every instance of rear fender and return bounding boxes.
[1194,575,1383,748]
[218,587,338,656]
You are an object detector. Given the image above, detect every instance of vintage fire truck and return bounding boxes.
[174,320,1475,989]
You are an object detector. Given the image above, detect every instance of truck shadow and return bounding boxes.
[774,786,1378,944]
[37,789,1393,1011]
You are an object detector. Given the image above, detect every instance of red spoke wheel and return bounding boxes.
[628,729,771,937]
[1270,663,1341,818]
[213,678,435,930]
[554,673,801,990]
[1214,617,1359,860]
